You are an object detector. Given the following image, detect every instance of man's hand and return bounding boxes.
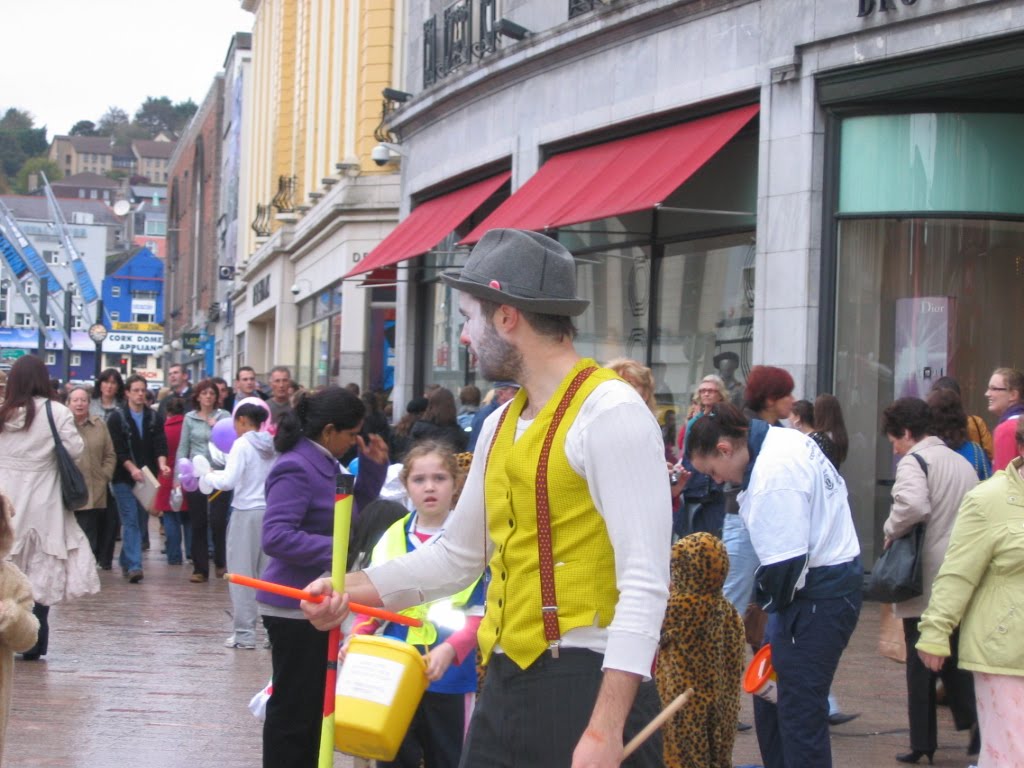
[130,467,144,483]
[917,649,947,673]
[300,577,349,631]
[572,726,625,768]
[423,642,457,682]
[571,669,640,768]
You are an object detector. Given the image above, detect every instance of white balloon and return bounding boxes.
[192,455,211,476]
[198,475,214,495]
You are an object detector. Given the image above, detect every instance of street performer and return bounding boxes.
[303,228,672,767]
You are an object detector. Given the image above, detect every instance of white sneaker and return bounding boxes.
[224,636,256,649]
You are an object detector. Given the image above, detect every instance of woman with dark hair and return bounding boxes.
[719,365,797,614]
[809,394,849,470]
[176,378,231,583]
[89,368,127,569]
[155,397,190,565]
[410,387,468,452]
[881,397,979,764]
[931,376,993,461]
[927,388,991,481]
[89,368,125,420]
[257,386,388,768]
[0,355,99,660]
[686,402,861,768]
[789,399,814,434]
[388,396,428,463]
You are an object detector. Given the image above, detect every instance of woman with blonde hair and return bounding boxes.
[605,358,656,409]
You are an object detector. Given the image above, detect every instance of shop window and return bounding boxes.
[835,217,1024,559]
[833,112,1024,561]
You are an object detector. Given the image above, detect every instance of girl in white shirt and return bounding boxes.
[202,403,277,649]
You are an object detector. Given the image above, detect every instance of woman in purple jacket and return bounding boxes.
[258,386,388,768]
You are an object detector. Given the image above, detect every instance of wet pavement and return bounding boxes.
[8,520,978,767]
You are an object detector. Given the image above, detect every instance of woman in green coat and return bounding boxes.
[917,418,1024,768]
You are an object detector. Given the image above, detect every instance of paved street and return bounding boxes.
[8,519,977,767]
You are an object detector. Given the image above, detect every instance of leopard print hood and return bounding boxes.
[669,532,730,596]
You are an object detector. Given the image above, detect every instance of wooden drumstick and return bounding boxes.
[622,688,694,758]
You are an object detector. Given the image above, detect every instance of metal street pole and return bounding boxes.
[91,299,106,380]
[38,288,47,359]
[63,283,73,385]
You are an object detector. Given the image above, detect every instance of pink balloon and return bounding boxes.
[210,417,238,454]
[175,457,194,476]
[181,473,199,492]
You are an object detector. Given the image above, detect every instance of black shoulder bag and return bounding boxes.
[864,453,927,603]
[45,400,90,510]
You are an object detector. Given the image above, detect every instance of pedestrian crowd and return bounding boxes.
[1,228,1023,768]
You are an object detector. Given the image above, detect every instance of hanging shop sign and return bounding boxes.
[101,332,164,354]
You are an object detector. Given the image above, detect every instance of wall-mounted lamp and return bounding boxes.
[171,339,182,351]
[382,88,413,103]
[494,18,531,41]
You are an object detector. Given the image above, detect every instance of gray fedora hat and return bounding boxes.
[441,229,589,317]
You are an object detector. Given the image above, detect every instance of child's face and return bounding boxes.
[234,416,258,435]
[405,454,455,519]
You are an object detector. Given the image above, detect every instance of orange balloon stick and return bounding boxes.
[224,572,422,628]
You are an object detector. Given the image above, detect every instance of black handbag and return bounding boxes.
[865,452,928,602]
[864,523,925,602]
[44,400,90,510]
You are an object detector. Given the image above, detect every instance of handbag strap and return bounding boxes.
[43,399,62,446]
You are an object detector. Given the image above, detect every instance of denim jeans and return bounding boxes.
[111,482,144,573]
[753,592,862,768]
[163,511,192,565]
[722,513,759,612]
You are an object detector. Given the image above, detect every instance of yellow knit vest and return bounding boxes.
[478,359,620,669]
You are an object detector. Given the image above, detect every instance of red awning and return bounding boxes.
[462,104,759,244]
[345,171,511,278]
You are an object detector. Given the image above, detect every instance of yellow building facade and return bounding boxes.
[232,0,403,388]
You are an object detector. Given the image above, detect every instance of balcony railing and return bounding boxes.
[423,0,501,89]
[271,175,297,214]
[569,0,602,18]
[251,204,272,237]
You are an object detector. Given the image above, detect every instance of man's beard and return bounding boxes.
[475,321,523,383]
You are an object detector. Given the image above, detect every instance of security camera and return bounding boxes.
[290,283,301,296]
[372,144,392,166]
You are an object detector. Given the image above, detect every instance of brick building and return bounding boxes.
[165,77,224,378]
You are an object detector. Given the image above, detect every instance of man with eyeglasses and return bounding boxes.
[986,367,1024,471]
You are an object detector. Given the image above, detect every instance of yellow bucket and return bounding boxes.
[334,635,428,760]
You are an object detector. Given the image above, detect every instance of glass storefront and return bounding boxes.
[295,283,343,389]
[833,113,1024,558]
[415,123,759,432]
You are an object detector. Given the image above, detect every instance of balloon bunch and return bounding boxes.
[176,457,199,492]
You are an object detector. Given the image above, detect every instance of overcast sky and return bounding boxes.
[4,0,253,136]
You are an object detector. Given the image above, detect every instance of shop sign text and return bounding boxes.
[858,0,919,17]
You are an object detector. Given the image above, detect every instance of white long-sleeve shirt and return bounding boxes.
[367,378,672,678]
[205,431,277,511]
